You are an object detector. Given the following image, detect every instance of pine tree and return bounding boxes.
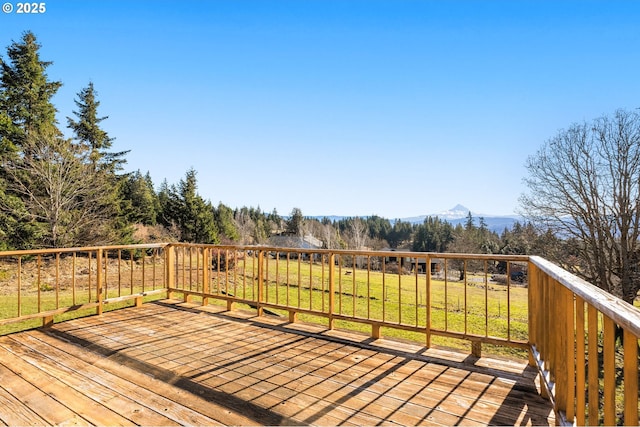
[159,169,218,244]
[215,202,239,242]
[0,32,62,248]
[67,82,128,172]
[286,208,305,236]
[67,83,132,244]
[0,31,61,151]
[122,170,158,225]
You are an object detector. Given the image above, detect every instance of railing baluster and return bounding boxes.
[382,258,386,323]
[603,316,616,426]
[265,250,270,303]
[575,296,586,426]
[414,257,418,328]
[55,253,60,310]
[463,259,468,335]
[564,286,575,422]
[309,254,313,311]
[298,253,302,309]
[117,250,122,297]
[97,249,103,315]
[17,256,22,317]
[328,252,335,329]
[37,255,41,313]
[623,329,639,426]
[507,261,511,342]
[352,255,356,317]
[425,254,431,348]
[286,252,290,307]
[444,258,448,331]
[321,254,326,313]
[275,252,280,305]
[338,256,342,315]
[587,304,599,426]
[368,256,371,320]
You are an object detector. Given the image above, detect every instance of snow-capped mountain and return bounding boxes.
[402,204,472,223]
[401,205,523,232]
[435,204,472,220]
[311,205,523,232]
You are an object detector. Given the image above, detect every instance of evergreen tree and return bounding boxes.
[464,211,475,231]
[0,31,61,151]
[267,208,284,235]
[67,82,128,172]
[411,217,454,252]
[386,220,413,248]
[286,207,305,236]
[122,170,158,225]
[67,83,132,244]
[215,202,239,242]
[0,32,62,248]
[161,169,218,243]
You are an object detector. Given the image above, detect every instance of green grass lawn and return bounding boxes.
[203,255,530,358]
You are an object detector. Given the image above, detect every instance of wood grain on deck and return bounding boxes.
[0,300,554,426]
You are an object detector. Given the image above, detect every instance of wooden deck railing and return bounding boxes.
[529,256,640,426]
[0,242,638,425]
[167,244,531,356]
[0,244,166,334]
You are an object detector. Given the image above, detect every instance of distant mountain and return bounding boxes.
[310,205,523,233]
[403,204,471,223]
[403,204,523,233]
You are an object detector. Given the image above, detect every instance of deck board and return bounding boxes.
[0,300,555,426]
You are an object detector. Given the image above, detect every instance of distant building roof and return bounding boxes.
[269,234,323,249]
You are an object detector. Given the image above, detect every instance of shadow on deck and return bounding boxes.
[0,300,554,426]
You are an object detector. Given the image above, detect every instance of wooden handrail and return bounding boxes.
[530,256,640,337]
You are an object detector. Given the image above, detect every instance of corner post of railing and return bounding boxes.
[202,246,210,306]
[425,253,432,348]
[328,252,335,330]
[257,249,264,316]
[166,244,176,299]
[97,248,104,315]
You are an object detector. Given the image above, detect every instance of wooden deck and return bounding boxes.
[0,300,554,426]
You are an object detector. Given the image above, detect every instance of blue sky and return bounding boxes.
[2,1,640,219]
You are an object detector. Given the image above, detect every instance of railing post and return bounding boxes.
[527,261,537,367]
[202,247,210,306]
[97,248,104,315]
[328,252,335,330]
[426,254,431,348]
[166,244,175,299]
[257,249,264,316]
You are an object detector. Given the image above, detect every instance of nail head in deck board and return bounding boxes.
[4,300,555,426]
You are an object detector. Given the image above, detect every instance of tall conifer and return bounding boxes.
[0,32,62,248]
